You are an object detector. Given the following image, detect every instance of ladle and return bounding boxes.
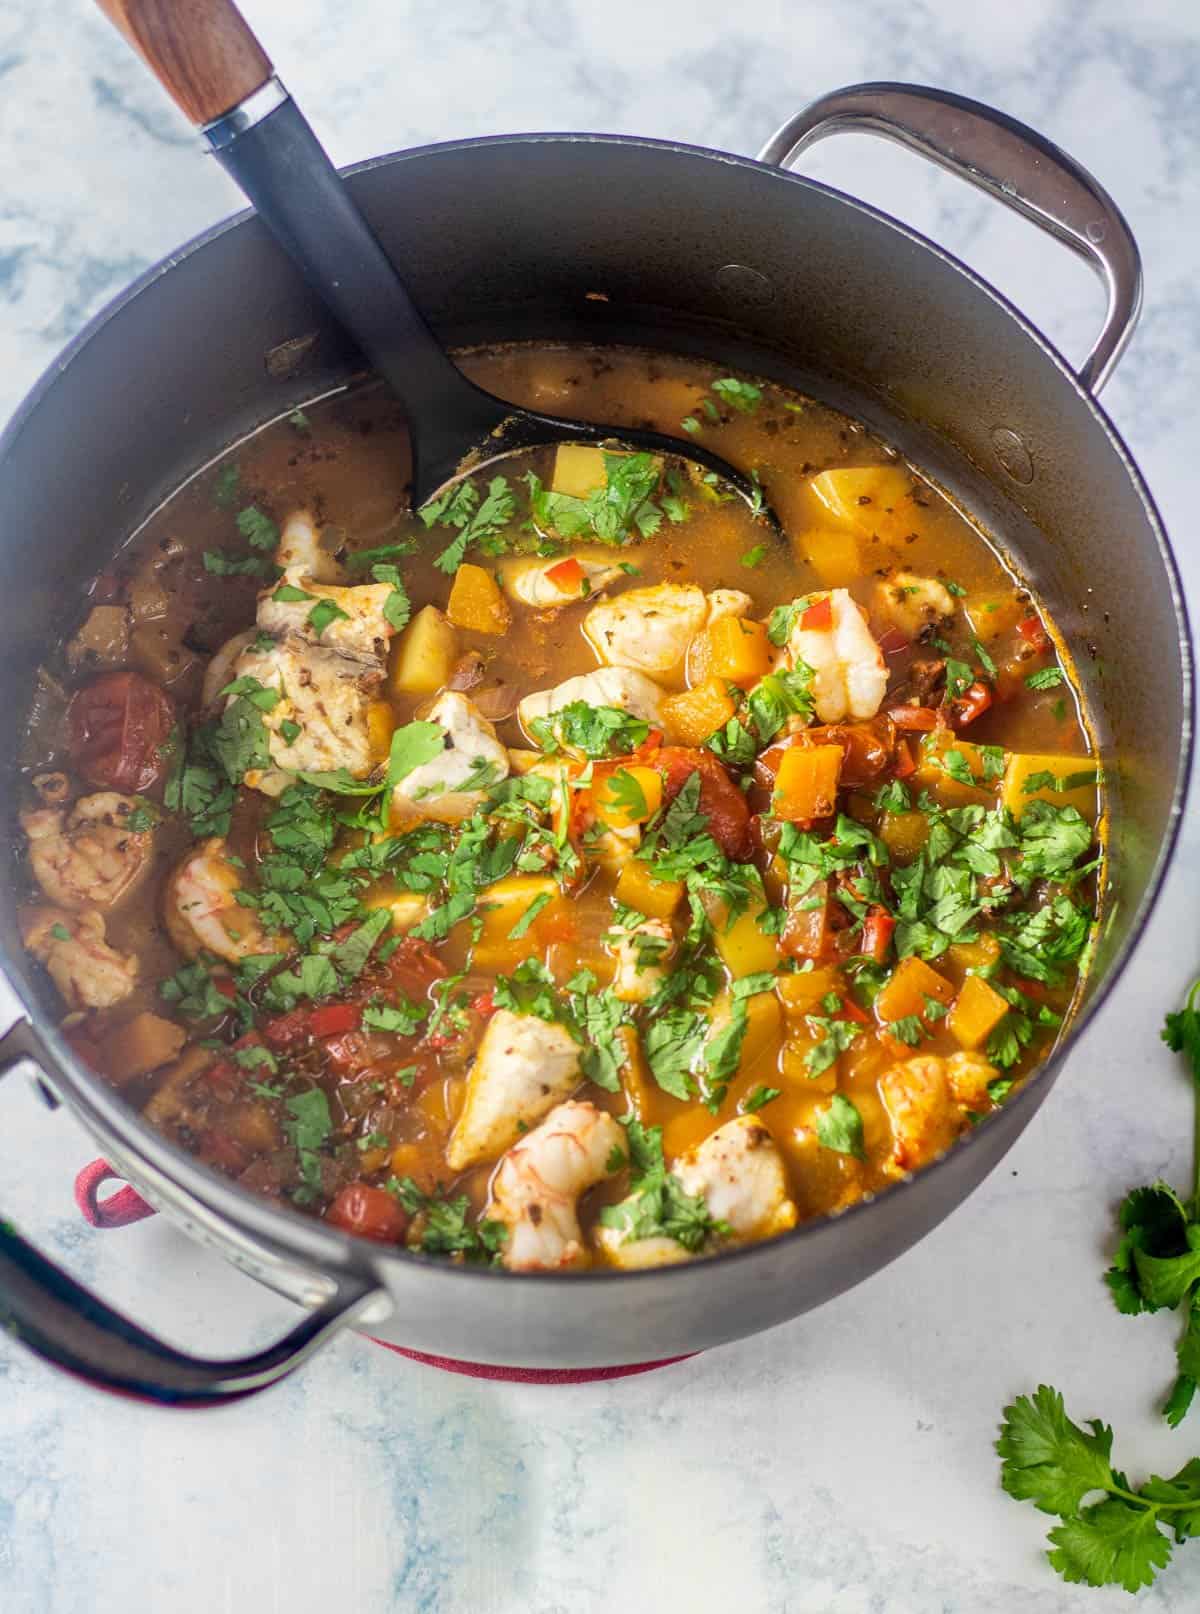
[97,0,777,526]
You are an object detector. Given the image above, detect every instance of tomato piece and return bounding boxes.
[198,1129,251,1174]
[473,989,499,1018]
[876,626,910,657]
[326,1183,409,1243]
[649,746,753,860]
[1016,615,1050,653]
[799,596,833,631]
[782,879,833,960]
[261,1008,311,1049]
[860,908,896,964]
[378,937,447,1001]
[544,556,585,593]
[67,671,173,792]
[307,1002,362,1038]
[950,681,993,729]
[887,704,938,732]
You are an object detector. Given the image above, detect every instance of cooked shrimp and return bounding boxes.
[487,1101,624,1271]
[164,837,282,963]
[785,588,888,723]
[598,1114,797,1269]
[584,583,752,676]
[606,916,675,1003]
[20,905,138,1009]
[874,572,956,639]
[518,666,669,745]
[447,1008,582,1170]
[22,793,153,911]
[502,552,626,607]
[391,691,510,822]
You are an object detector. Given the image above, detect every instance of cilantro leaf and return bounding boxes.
[529,701,649,759]
[597,1116,726,1253]
[711,377,762,413]
[815,1093,865,1158]
[424,476,516,572]
[1026,666,1066,690]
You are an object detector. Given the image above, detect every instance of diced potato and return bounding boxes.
[592,765,664,831]
[948,974,1010,1050]
[446,563,511,635]
[703,616,772,687]
[948,934,1002,973]
[797,527,861,588]
[613,860,685,920]
[772,744,843,824]
[389,605,458,696]
[551,443,610,498]
[780,1034,838,1094]
[366,700,394,764]
[777,965,844,1018]
[808,466,921,545]
[362,888,430,932]
[879,810,930,862]
[67,604,131,670]
[966,591,1027,642]
[912,733,998,806]
[472,875,570,969]
[97,1012,187,1086]
[707,989,781,1077]
[1000,752,1101,821]
[662,678,738,746]
[875,956,954,1024]
[702,893,781,978]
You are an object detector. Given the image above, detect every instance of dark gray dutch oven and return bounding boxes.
[0,83,1190,1402]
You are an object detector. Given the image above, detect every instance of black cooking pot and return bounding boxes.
[0,84,1190,1403]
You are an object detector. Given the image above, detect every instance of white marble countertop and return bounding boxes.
[3,1,1200,1608]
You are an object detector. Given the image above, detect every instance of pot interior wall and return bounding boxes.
[0,135,1184,1035]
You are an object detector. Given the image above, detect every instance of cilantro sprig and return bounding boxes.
[1104,980,1200,1427]
[997,1386,1200,1592]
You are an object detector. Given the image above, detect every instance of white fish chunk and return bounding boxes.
[607,917,675,1003]
[517,666,668,745]
[584,583,752,676]
[446,1009,582,1170]
[598,1115,797,1269]
[502,552,626,607]
[392,691,510,822]
[232,633,379,779]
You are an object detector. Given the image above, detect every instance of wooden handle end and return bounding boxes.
[97,0,273,127]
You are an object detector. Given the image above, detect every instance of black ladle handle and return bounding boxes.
[97,0,510,504]
[96,0,780,519]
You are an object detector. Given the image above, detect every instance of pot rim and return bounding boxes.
[1,129,1192,1292]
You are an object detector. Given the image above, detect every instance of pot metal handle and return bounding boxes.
[0,1017,379,1405]
[0,1216,376,1404]
[758,82,1142,395]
